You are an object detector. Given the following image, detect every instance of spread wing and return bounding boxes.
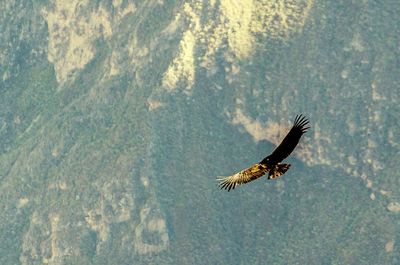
[217,163,269,191]
[266,114,309,164]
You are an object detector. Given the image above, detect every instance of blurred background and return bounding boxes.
[0,0,399,264]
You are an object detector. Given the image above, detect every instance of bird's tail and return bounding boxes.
[268,163,290,179]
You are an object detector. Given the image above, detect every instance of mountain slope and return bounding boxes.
[0,0,399,264]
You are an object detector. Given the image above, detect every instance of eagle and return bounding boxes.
[218,114,310,191]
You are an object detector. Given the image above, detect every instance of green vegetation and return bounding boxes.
[0,0,399,264]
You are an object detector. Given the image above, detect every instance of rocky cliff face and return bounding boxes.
[0,1,399,264]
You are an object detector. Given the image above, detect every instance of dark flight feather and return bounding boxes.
[261,114,309,164]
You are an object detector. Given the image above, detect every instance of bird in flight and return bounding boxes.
[218,114,310,191]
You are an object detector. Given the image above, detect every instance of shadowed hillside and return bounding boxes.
[0,0,399,264]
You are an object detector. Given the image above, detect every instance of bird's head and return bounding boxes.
[260,155,271,165]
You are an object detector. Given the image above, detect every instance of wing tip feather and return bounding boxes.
[217,176,236,191]
[294,114,310,133]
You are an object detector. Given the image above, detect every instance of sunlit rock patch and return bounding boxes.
[162,0,314,92]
